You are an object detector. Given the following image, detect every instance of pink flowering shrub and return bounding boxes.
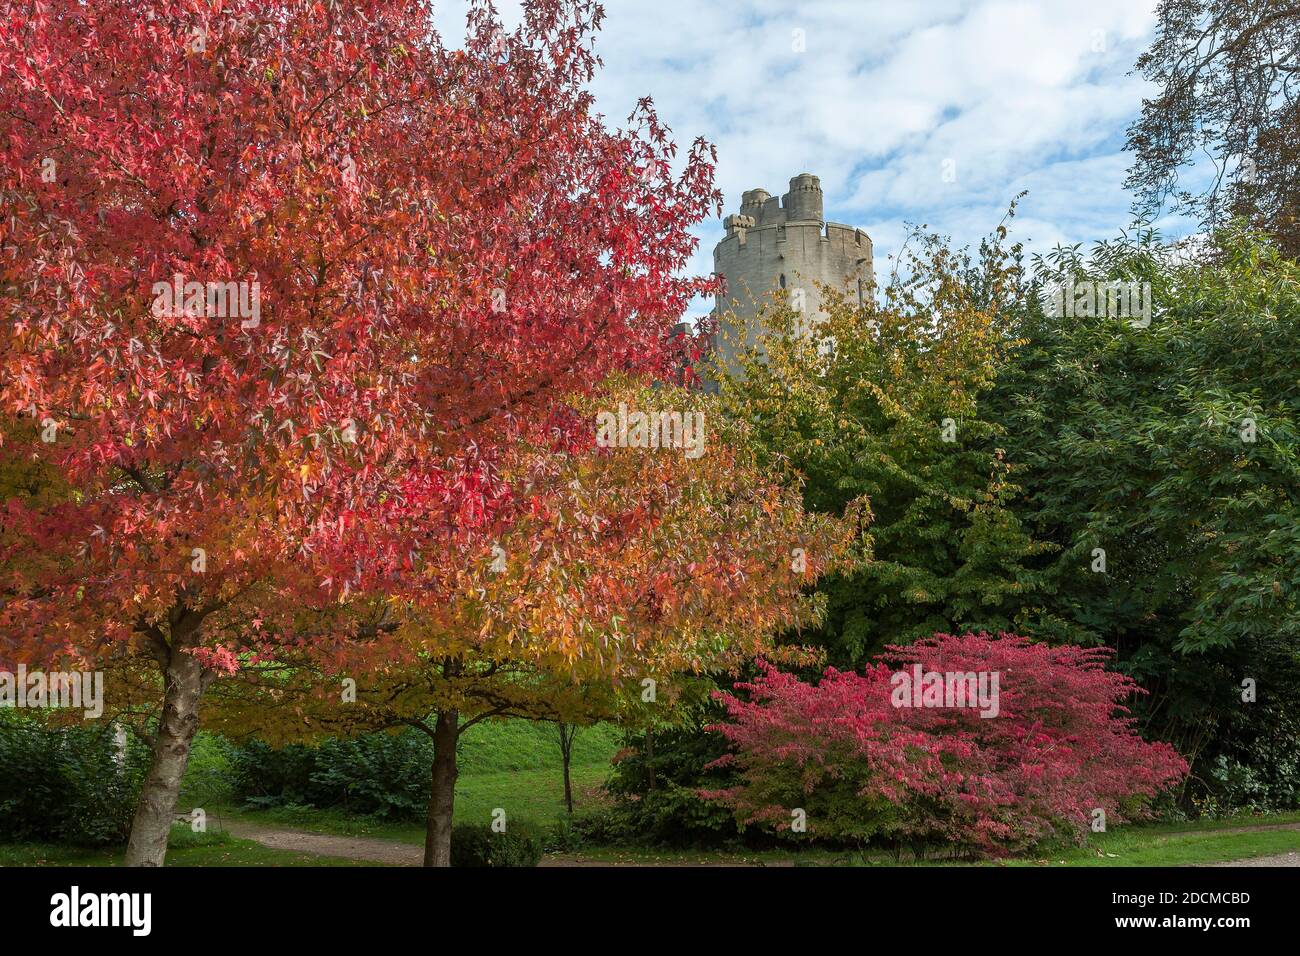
[704,632,1188,857]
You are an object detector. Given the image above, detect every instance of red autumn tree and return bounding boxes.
[706,633,1188,857]
[0,0,718,865]
[203,377,852,866]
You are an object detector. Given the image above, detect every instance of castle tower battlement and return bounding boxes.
[710,173,872,382]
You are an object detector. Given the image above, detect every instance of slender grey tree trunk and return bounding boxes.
[123,644,208,867]
[112,722,128,769]
[424,708,459,867]
[562,746,574,814]
[557,722,576,814]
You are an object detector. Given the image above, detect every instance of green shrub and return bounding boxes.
[1196,697,1300,816]
[225,730,433,819]
[542,814,586,853]
[0,713,149,846]
[178,732,234,807]
[575,783,745,847]
[586,722,746,847]
[450,822,542,867]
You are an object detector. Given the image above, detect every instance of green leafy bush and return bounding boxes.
[1196,678,1300,815]
[178,732,235,807]
[576,783,745,847]
[577,722,746,847]
[450,822,542,867]
[225,730,432,819]
[542,815,587,853]
[0,713,149,846]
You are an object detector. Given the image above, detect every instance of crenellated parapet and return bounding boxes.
[723,213,756,237]
[783,172,823,223]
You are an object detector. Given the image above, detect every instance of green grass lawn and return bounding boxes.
[983,813,1300,868]
[453,719,620,830]
[458,719,622,776]
[1021,827,1300,867]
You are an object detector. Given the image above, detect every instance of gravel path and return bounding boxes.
[1167,822,1300,838]
[223,819,423,866]
[1206,851,1300,867]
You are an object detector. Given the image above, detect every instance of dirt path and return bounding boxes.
[1207,851,1300,867]
[222,819,423,866]
[1165,821,1300,839]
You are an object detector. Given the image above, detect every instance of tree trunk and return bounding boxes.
[112,722,128,769]
[123,645,208,867]
[559,723,574,815]
[424,708,459,867]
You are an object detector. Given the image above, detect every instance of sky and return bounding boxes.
[433,1,1189,321]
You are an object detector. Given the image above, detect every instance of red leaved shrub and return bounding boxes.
[704,632,1188,857]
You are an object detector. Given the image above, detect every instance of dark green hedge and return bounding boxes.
[0,714,149,846]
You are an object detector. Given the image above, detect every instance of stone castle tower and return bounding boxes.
[708,173,872,380]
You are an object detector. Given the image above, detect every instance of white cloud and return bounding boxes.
[433,1,1167,317]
